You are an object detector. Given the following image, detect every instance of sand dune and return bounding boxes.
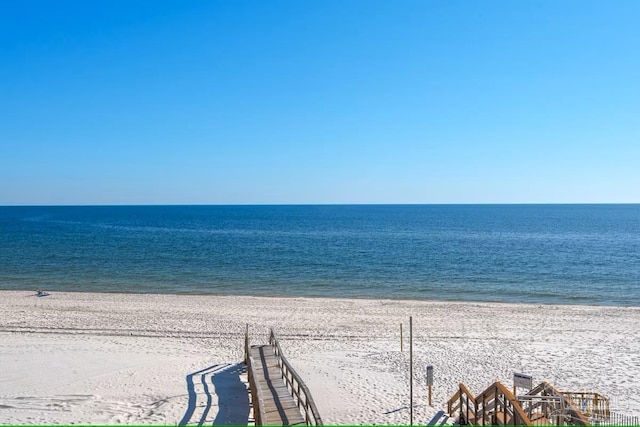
[1,290,639,424]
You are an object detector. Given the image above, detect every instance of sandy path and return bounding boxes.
[1,291,639,424]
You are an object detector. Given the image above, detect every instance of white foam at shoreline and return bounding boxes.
[1,290,639,424]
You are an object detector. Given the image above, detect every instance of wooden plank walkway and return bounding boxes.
[250,344,305,426]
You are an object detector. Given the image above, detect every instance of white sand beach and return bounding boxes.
[1,290,639,425]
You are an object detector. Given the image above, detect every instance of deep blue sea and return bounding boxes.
[1,205,639,306]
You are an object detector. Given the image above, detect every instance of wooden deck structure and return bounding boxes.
[521,382,592,426]
[561,390,610,420]
[447,381,593,426]
[448,381,532,425]
[245,327,322,426]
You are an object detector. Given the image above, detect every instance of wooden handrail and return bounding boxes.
[447,382,476,410]
[528,380,556,397]
[459,383,476,401]
[450,380,595,426]
[520,381,592,425]
[450,381,532,425]
[539,382,591,425]
[491,381,532,425]
[563,398,592,426]
[448,383,476,424]
[269,328,323,426]
[561,391,610,419]
[447,389,461,414]
[245,326,264,426]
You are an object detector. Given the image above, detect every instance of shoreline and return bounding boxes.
[2,290,640,424]
[2,287,638,309]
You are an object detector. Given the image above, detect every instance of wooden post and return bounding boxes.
[426,365,433,407]
[482,389,486,425]
[400,323,403,352]
[409,316,413,426]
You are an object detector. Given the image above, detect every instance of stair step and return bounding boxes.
[427,410,445,426]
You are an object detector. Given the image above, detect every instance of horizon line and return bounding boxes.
[1,202,639,207]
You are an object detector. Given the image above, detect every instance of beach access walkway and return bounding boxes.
[244,327,322,426]
[446,380,606,426]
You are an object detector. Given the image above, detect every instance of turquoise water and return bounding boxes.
[1,205,638,306]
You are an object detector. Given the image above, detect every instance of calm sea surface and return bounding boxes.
[0,205,638,306]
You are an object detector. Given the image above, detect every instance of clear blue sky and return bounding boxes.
[1,0,638,204]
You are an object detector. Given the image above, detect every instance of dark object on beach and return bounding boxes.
[35,289,50,297]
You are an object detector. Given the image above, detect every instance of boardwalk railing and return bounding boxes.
[244,326,322,426]
[447,383,476,425]
[561,391,610,420]
[476,381,532,425]
[269,328,323,426]
[244,325,264,426]
[448,381,531,425]
[523,382,591,426]
[448,380,601,426]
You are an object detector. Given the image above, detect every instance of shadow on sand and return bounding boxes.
[178,362,250,426]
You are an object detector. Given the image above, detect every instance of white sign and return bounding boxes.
[426,365,433,386]
[514,372,532,390]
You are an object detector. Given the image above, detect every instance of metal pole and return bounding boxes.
[245,323,249,364]
[410,316,413,426]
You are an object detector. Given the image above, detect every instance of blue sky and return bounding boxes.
[1,0,638,204]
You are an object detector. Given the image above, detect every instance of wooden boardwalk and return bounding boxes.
[248,344,306,426]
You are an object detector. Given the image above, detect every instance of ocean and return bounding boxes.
[0,204,638,306]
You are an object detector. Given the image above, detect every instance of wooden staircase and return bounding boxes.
[448,381,531,425]
[520,382,591,426]
[447,381,593,425]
